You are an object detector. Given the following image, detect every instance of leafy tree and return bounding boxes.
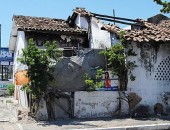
[18,38,62,118]
[100,31,137,91]
[154,0,170,13]
[100,43,128,91]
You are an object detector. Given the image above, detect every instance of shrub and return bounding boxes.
[7,84,15,96]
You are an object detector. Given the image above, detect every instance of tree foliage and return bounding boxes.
[100,43,128,90]
[18,38,62,117]
[154,0,170,13]
[18,38,62,98]
[100,31,137,90]
[84,69,104,91]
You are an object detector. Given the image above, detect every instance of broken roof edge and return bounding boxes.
[73,7,94,17]
[69,8,170,43]
[101,24,122,37]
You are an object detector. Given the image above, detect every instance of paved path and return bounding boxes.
[1,97,170,130]
[16,118,170,130]
[0,100,19,130]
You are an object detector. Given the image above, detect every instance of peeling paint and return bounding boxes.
[128,42,170,115]
[74,91,123,118]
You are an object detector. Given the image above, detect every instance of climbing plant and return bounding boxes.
[100,31,138,117]
[18,38,62,118]
[100,31,137,90]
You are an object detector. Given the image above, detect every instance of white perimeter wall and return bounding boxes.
[74,91,128,118]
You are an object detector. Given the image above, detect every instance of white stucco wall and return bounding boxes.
[13,31,27,74]
[74,91,127,118]
[90,18,111,49]
[127,42,170,113]
[17,85,28,107]
[13,31,28,107]
[75,14,88,29]
[76,16,115,49]
[36,97,71,120]
[36,98,48,120]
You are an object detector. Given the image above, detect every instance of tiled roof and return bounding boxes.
[73,7,94,17]
[13,15,87,34]
[71,8,170,43]
[124,19,170,42]
[158,20,170,28]
[102,19,170,43]
[101,24,122,36]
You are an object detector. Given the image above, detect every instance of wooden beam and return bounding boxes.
[95,16,141,26]
[92,13,139,23]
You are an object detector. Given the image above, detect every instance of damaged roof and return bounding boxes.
[13,15,87,34]
[101,24,122,36]
[124,19,170,42]
[73,7,94,17]
[158,20,170,28]
[72,8,170,43]
[102,19,170,43]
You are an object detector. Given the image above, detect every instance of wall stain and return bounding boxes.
[137,43,159,73]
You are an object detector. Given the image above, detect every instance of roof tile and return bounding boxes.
[103,19,170,43]
[13,15,87,34]
[73,7,94,17]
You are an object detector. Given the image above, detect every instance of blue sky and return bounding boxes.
[0,0,169,47]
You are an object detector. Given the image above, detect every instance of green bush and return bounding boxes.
[7,84,15,96]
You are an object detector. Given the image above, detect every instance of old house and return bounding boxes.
[67,8,170,118]
[9,7,170,119]
[8,14,86,110]
[125,18,170,115]
[67,8,128,118]
[96,14,170,116]
[9,12,107,119]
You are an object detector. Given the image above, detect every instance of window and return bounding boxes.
[63,47,76,57]
[0,65,13,81]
